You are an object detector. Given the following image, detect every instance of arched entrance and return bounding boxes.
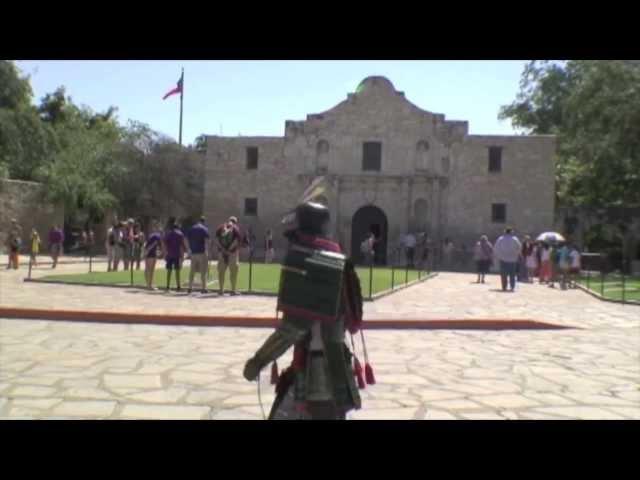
[351,205,388,265]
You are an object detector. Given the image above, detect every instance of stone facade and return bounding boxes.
[0,179,64,254]
[203,76,556,262]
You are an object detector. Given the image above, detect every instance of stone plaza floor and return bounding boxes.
[0,257,638,419]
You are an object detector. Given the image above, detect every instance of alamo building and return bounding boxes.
[203,76,556,264]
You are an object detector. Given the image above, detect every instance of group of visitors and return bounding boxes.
[139,214,245,295]
[105,219,145,272]
[472,227,582,292]
[3,220,67,270]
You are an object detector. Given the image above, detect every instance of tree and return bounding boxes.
[0,61,33,110]
[0,61,58,181]
[499,60,640,208]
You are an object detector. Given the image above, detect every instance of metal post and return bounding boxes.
[405,263,409,285]
[600,271,604,297]
[369,261,373,300]
[28,256,32,280]
[248,252,253,293]
[621,270,625,304]
[89,247,92,273]
[587,267,590,291]
[391,262,395,290]
[130,245,134,286]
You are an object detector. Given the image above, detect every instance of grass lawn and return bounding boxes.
[576,273,640,303]
[39,262,429,297]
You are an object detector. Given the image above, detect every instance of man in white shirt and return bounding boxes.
[493,227,522,292]
[404,233,417,268]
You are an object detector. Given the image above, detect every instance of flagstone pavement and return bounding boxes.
[0,257,638,419]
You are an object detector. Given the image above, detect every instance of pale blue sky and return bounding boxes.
[15,61,528,144]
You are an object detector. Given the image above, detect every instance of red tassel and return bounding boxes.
[364,362,376,385]
[354,357,366,389]
[270,361,279,385]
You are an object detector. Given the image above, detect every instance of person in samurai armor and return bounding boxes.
[242,200,375,420]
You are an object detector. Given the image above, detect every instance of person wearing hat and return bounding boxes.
[214,216,241,295]
[243,201,366,420]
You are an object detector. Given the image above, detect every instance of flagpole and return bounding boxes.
[179,67,184,146]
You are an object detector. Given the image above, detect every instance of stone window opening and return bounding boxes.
[363,141,382,172]
[244,198,258,216]
[246,146,258,170]
[488,146,502,173]
[491,203,506,223]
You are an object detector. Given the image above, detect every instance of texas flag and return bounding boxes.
[162,72,184,100]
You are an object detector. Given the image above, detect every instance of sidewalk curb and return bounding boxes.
[0,306,575,330]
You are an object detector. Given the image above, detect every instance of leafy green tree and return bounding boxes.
[499,60,640,208]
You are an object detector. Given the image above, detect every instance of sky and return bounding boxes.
[15,61,528,144]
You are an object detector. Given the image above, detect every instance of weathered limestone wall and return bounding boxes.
[0,179,64,253]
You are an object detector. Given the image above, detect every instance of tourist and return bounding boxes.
[264,229,275,263]
[132,222,145,271]
[569,244,581,288]
[122,218,135,271]
[48,224,64,269]
[186,215,210,294]
[493,227,522,292]
[405,232,417,268]
[556,242,571,290]
[215,216,241,295]
[105,223,116,272]
[473,235,493,284]
[525,239,539,283]
[520,236,535,283]
[143,220,162,290]
[112,222,126,272]
[162,217,186,291]
[87,228,95,260]
[6,219,22,270]
[360,232,375,266]
[539,242,553,284]
[30,228,41,267]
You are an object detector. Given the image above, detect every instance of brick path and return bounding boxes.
[1,258,638,419]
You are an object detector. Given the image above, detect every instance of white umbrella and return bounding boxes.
[536,232,565,243]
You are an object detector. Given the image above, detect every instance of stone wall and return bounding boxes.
[0,179,64,254]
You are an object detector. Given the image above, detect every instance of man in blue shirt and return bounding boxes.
[186,216,210,293]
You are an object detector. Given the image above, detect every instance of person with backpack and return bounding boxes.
[215,216,242,295]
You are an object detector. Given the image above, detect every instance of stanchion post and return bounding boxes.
[130,246,134,286]
[89,248,92,273]
[621,270,625,304]
[600,270,604,297]
[391,262,395,290]
[248,251,253,293]
[405,262,409,285]
[28,256,33,280]
[369,260,373,300]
